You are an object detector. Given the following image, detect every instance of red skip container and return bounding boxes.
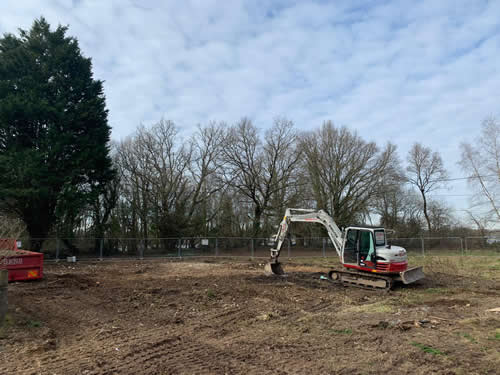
[0,239,44,282]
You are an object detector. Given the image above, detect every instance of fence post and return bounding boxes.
[464,237,468,253]
[287,238,291,258]
[178,238,182,258]
[55,238,60,262]
[421,237,425,257]
[56,238,59,262]
[99,238,103,261]
[460,238,464,256]
[322,238,326,258]
[251,238,254,259]
[215,237,219,257]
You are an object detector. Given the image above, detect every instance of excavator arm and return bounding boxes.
[268,208,344,271]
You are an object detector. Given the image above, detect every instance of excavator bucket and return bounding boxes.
[264,262,285,276]
[399,266,425,284]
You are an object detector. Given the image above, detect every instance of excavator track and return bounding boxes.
[327,269,393,291]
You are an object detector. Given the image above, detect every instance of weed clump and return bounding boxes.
[330,328,352,335]
[206,289,216,299]
[411,342,446,356]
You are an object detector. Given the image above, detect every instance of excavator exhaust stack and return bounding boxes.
[264,261,285,276]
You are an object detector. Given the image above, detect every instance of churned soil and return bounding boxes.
[0,258,499,374]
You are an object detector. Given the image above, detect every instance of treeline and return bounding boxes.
[67,118,474,240]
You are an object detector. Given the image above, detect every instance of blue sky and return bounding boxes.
[1,0,499,223]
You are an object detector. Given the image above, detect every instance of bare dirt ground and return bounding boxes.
[0,256,499,375]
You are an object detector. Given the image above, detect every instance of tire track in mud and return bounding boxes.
[2,266,339,375]
[2,306,262,374]
[93,335,266,375]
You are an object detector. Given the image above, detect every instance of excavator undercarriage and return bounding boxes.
[265,261,424,291]
[327,269,394,291]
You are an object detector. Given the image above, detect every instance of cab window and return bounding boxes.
[343,229,358,264]
[374,230,385,246]
[359,231,375,262]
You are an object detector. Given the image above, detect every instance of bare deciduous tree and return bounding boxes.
[115,134,151,239]
[427,200,453,233]
[188,122,227,234]
[459,117,500,223]
[372,158,407,229]
[373,185,425,236]
[465,210,491,239]
[222,117,301,235]
[301,121,398,226]
[406,143,448,234]
[115,119,226,238]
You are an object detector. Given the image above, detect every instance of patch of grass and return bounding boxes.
[3,313,14,326]
[206,289,216,299]
[28,320,42,328]
[488,332,500,341]
[457,317,483,326]
[458,332,477,343]
[0,314,14,338]
[410,255,500,280]
[411,342,446,356]
[397,286,458,307]
[330,328,352,335]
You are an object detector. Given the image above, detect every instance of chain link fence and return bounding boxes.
[14,235,500,261]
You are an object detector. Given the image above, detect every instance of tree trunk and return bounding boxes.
[253,206,262,237]
[24,206,52,252]
[420,190,432,235]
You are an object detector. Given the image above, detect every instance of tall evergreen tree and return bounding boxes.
[0,18,115,248]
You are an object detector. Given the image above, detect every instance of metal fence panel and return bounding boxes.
[102,238,142,258]
[216,238,252,257]
[176,237,217,257]
[12,235,500,261]
[465,237,500,254]
[18,237,57,258]
[389,237,423,255]
[254,238,273,258]
[288,237,323,258]
[424,237,463,255]
[140,238,179,257]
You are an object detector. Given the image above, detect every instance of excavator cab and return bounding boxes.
[342,228,378,269]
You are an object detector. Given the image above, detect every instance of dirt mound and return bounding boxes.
[52,273,95,289]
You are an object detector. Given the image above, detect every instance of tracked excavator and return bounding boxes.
[265,208,424,291]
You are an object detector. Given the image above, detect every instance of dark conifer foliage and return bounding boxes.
[0,18,115,247]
